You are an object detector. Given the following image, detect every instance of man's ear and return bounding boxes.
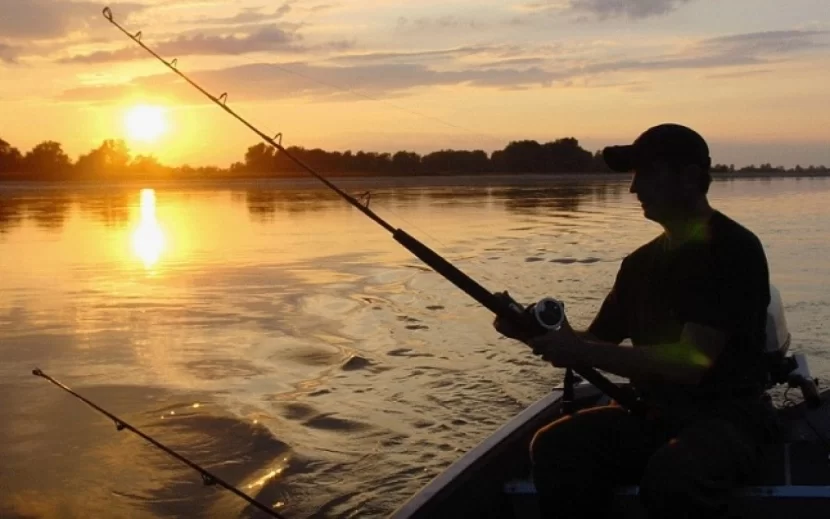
[681,164,704,193]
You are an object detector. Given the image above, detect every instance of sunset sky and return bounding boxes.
[1,0,828,168]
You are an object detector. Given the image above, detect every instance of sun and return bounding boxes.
[125,105,168,143]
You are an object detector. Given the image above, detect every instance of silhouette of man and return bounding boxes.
[496,123,778,518]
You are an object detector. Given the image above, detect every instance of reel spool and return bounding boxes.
[532,297,565,332]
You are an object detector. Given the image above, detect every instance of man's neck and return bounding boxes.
[662,201,714,247]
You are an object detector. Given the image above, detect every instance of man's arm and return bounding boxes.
[570,322,727,385]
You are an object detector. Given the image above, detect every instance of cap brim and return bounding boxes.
[602,145,637,173]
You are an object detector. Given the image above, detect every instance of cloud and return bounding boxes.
[571,0,694,19]
[396,15,485,32]
[307,3,339,14]
[56,29,829,103]
[0,0,145,40]
[192,3,293,26]
[324,43,569,68]
[58,61,567,104]
[704,69,772,80]
[577,54,760,75]
[522,0,696,19]
[576,29,828,75]
[0,42,20,63]
[479,57,550,68]
[700,30,829,56]
[61,24,308,63]
[327,45,511,65]
[327,30,827,80]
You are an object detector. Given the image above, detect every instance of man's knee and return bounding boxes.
[529,406,634,517]
[529,405,628,466]
[529,412,572,466]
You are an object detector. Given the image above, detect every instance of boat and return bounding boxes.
[390,285,830,518]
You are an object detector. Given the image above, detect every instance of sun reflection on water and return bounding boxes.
[246,455,291,490]
[132,189,165,269]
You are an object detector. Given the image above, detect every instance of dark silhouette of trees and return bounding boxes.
[130,154,168,178]
[420,149,490,174]
[392,151,421,174]
[0,138,23,176]
[243,143,276,174]
[489,138,595,173]
[0,135,827,182]
[499,140,546,172]
[75,139,132,179]
[543,138,594,173]
[21,141,72,179]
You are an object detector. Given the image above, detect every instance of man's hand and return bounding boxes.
[526,316,588,367]
[492,291,533,341]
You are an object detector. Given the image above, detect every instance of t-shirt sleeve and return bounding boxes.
[686,235,771,336]
[587,263,629,344]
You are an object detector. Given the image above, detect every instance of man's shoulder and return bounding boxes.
[621,234,664,269]
[711,211,766,254]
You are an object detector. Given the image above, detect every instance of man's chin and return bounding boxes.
[641,204,663,222]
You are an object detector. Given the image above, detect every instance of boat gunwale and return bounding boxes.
[389,382,606,518]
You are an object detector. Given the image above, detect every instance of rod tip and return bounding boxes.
[103,7,113,21]
[32,368,44,377]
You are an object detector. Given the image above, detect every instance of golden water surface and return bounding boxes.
[1,175,828,518]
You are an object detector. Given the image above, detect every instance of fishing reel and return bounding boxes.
[529,297,566,332]
[494,291,566,341]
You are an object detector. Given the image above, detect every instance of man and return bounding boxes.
[495,123,779,518]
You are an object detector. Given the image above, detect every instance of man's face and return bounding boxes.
[629,159,699,223]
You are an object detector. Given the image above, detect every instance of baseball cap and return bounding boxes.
[602,123,711,173]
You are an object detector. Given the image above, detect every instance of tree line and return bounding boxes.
[1,137,827,181]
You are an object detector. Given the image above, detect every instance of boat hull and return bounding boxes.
[391,382,830,519]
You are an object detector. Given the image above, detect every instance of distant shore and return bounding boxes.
[3,137,827,187]
[2,170,830,191]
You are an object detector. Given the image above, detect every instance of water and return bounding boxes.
[1,175,828,518]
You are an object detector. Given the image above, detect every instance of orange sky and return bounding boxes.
[1,0,828,167]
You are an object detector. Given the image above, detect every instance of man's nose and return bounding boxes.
[629,175,638,194]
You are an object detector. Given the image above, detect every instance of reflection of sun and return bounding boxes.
[125,105,168,143]
[132,189,165,269]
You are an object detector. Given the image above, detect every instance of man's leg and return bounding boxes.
[529,405,657,519]
[638,418,761,519]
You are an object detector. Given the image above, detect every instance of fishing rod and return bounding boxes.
[31,368,287,518]
[100,7,644,415]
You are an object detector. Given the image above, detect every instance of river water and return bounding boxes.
[1,175,828,518]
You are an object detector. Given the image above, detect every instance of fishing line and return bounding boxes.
[31,368,288,519]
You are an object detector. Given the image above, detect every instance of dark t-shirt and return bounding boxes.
[587,210,771,404]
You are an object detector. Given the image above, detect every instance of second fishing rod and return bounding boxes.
[101,7,644,415]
